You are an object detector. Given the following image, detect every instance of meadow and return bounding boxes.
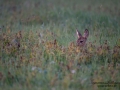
[0,0,120,90]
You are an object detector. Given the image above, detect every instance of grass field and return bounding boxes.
[0,0,120,90]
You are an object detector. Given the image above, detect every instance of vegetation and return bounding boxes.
[0,0,120,90]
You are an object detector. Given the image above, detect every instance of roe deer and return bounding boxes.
[76,29,89,47]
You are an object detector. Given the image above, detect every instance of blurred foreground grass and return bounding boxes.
[0,0,120,90]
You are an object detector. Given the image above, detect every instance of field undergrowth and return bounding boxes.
[0,0,120,90]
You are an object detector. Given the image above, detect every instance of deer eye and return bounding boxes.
[80,41,83,43]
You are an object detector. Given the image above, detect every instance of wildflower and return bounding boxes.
[71,69,76,74]
[31,66,37,71]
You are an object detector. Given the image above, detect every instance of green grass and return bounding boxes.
[0,0,120,90]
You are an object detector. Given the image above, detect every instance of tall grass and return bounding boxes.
[0,0,120,90]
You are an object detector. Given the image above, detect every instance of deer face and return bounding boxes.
[76,29,89,47]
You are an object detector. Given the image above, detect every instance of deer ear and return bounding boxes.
[83,29,89,38]
[76,29,82,38]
